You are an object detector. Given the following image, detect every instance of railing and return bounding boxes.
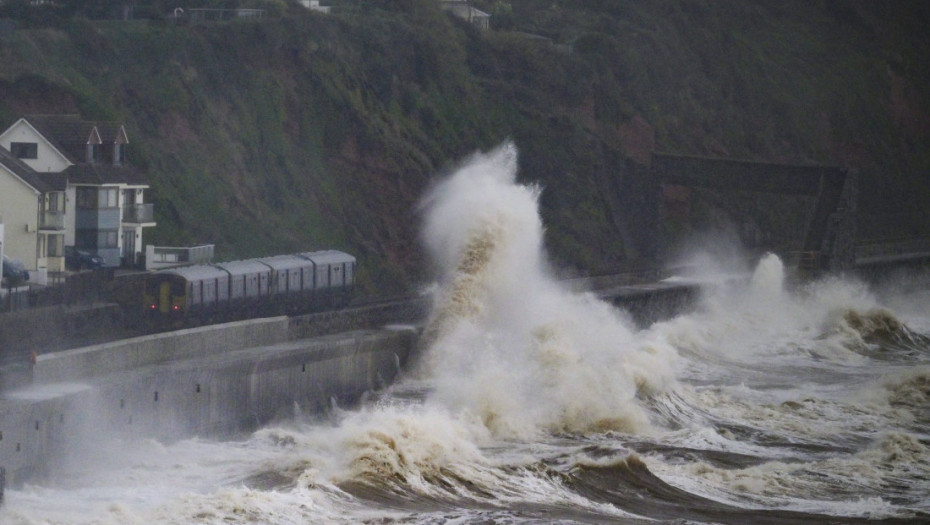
[187,8,264,22]
[783,250,821,269]
[145,244,215,270]
[796,251,821,272]
[38,210,65,230]
[855,237,930,263]
[122,203,154,224]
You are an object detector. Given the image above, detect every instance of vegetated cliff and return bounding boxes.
[0,1,927,293]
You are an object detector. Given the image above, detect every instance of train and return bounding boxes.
[142,250,356,321]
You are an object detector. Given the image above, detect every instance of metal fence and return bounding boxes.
[186,8,265,22]
[855,237,930,263]
[0,286,29,313]
[1,270,110,313]
[0,270,145,370]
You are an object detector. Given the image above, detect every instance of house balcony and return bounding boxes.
[39,210,65,231]
[122,203,156,225]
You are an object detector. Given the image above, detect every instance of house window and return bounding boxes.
[76,187,118,209]
[86,143,98,163]
[76,229,95,249]
[47,235,64,257]
[114,143,125,165]
[99,188,118,208]
[76,188,97,209]
[98,230,118,248]
[75,229,118,248]
[45,192,65,213]
[10,142,38,159]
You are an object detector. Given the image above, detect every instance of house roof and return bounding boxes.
[0,145,67,193]
[23,114,128,164]
[65,163,148,186]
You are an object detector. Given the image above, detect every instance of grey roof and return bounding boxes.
[161,264,228,282]
[24,114,127,164]
[65,163,148,186]
[299,250,356,265]
[216,259,272,276]
[0,145,67,193]
[258,255,315,271]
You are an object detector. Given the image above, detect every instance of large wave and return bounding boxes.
[416,142,677,438]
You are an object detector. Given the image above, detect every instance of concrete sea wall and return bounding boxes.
[0,282,710,489]
[32,316,292,384]
[0,318,417,486]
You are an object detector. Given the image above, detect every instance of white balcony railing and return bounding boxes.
[39,210,65,230]
[145,244,215,270]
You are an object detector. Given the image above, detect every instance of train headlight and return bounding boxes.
[150,304,157,309]
[173,305,180,311]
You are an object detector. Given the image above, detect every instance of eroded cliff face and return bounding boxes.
[0,2,927,292]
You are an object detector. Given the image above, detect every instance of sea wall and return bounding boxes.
[31,316,291,384]
[0,281,709,489]
[0,319,417,487]
[598,281,704,327]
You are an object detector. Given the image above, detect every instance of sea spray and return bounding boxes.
[653,252,892,364]
[748,252,785,297]
[417,142,676,438]
[637,255,930,518]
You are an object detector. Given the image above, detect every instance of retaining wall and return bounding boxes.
[0,319,417,487]
[32,316,291,384]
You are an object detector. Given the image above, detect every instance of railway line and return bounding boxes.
[3,242,928,382]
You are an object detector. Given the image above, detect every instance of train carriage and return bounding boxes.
[257,255,315,296]
[299,250,356,289]
[214,260,271,304]
[144,265,228,314]
[143,250,356,322]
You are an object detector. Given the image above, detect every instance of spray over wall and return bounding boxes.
[416,143,677,438]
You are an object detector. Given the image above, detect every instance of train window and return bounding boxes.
[171,278,185,295]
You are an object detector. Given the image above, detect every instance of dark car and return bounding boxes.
[65,247,104,271]
[2,255,29,285]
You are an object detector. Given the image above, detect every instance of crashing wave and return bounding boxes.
[821,307,930,356]
[415,142,675,438]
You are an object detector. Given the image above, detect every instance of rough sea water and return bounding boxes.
[3,144,930,524]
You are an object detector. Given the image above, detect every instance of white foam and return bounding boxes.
[417,143,677,438]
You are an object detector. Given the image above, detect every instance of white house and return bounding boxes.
[0,115,155,269]
[0,144,67,277]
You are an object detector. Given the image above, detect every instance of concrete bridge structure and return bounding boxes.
[604,152,858,274]
[652,153,855,272]
[645,153,930,276]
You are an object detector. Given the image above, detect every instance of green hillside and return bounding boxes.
[0,0,927,293]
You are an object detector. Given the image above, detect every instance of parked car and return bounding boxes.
[2,255,29,285]
[65,246,104,271]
